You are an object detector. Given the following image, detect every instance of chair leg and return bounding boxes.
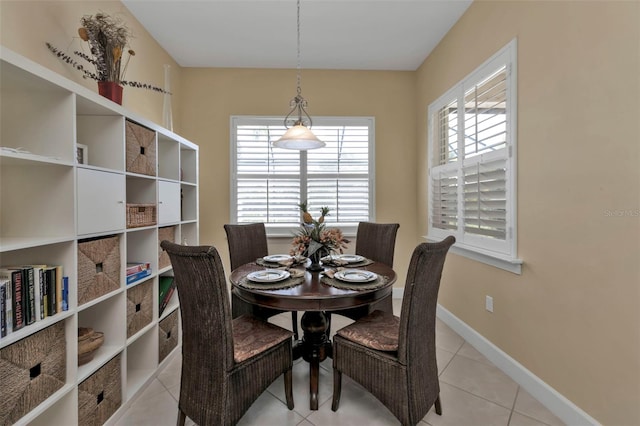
[284,368,294,410]
[434,394,442,415]
[291,311,299,341]
[176,409,186,426]
[331,368,342,411]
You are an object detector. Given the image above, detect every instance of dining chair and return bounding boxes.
[224,223,299,340]
[160,241,294,426]
[331,236,455,426]
[332,222,400,322]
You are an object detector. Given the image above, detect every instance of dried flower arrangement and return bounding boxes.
[46,12,167,94]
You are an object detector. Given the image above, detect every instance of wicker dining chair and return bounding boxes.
[160,241,294,426]
[224,223,299,340]
[332,222,400,322]
[331,236,455,426]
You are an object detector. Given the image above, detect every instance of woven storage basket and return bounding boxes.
[126,280,153,338]
[78,353,122,426]
[0,322,66,425]
[77,235,121,306]
[126,204,157,228]
[125,120,156,176]
[158,310,179,363]
[158,226,176,269]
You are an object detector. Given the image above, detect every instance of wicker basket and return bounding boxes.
[126,280,153,338]
[125,120,156,176]
[158,310,179,363]
[0,322,66,424]
[78,354,122,426]
[126,204,157,228]
[77,235,121,306]
[158,226,176,269]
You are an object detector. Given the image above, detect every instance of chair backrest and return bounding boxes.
[397,236,455,373]
[160,241,235,402]
[224,223,269,271]
[354,222,400,267]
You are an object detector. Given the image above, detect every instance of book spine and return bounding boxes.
[1,281,6,337]
[5,277,13,333]
[12,270,24,330]
[126,262,151,275]
[159,281,176,317]
[62,276,69,311]
[45,268,56,316]
[55,266,63,314]
[38,268,45,320]
[41,268,49,318]
[25,267,36,325]
[126,268,152,285]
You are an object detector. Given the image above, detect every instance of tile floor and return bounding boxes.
[115,299,565,426]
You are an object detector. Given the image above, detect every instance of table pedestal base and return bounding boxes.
[297,311,332,410]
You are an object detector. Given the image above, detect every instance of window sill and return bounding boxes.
[424,236,523,275]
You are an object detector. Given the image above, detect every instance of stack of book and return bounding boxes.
[126,262,152,285]
[158,276,176,317]
[0,265,68,338]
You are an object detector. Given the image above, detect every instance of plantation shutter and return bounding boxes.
[236,123,301,223]
[428,40,516,261]
[233,117,373,227]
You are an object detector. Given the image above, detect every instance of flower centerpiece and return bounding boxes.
[290,202,349,271]
[46,12,167,104]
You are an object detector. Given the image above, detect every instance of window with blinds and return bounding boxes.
[231,116,374,233]
[428,40,517,260]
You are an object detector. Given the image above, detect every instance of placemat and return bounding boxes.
[321,258,374,268]
[255,258,306,268]
[321,274,390,291]
[236,271,305,290]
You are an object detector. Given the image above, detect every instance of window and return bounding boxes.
[427,39,521,273]
[231,116,374,236]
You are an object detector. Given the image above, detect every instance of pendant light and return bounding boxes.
[272,0,325,150]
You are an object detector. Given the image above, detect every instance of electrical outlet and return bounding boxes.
[485,295,494,313]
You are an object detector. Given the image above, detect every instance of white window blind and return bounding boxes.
[428,40,518,265]
[231,117,374,233]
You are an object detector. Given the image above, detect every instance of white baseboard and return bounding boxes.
[435,304,601,426]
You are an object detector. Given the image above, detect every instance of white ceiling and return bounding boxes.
[122,0,472,71]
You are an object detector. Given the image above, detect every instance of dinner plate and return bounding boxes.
[247,269,291,283]
[263,254,293,263]
[334,269,377,283]
[322,254,365,264]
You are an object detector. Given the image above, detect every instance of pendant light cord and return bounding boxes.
[296,0,302,96]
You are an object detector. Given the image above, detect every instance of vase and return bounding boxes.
[307,251,324,272]
[98,81,123,105]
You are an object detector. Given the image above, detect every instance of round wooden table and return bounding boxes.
[229,261,397,410]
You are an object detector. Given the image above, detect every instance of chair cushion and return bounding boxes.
[336,310,400,351]
[232,315,293,363]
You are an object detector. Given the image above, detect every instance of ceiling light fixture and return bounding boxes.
[272,0,325,150]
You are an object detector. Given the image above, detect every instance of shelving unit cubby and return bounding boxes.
[0,46,198,425]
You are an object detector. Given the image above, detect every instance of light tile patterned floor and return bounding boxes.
[115,300,565,426]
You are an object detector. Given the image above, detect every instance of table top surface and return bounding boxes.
[229,261,397,312]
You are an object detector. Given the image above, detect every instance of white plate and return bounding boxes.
[322,254,365,264]
[247,269,291,283]
[334,269,377,283]
[263,254,293,263]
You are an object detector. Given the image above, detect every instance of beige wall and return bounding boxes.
[178,67,418,284]
[2,0,639,424]
[416,1,640,425]
[0,0,182,129]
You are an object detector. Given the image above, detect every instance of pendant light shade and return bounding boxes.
[273,124,324,150]
[272,0,324,150]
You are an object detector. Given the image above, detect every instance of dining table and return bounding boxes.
[229,256,397,410]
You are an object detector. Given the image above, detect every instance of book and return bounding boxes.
[158,276,176,317]
[2,273,13,334]
[126,268,152,285]
[62,276,69,311]
[23,267,36,325]
[0,269,24,331]
[126,262,151,276]
[42,267,57,316]
[1,280,6,337]
[55,265,63,314]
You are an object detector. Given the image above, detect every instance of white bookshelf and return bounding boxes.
[0,46,198,425]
